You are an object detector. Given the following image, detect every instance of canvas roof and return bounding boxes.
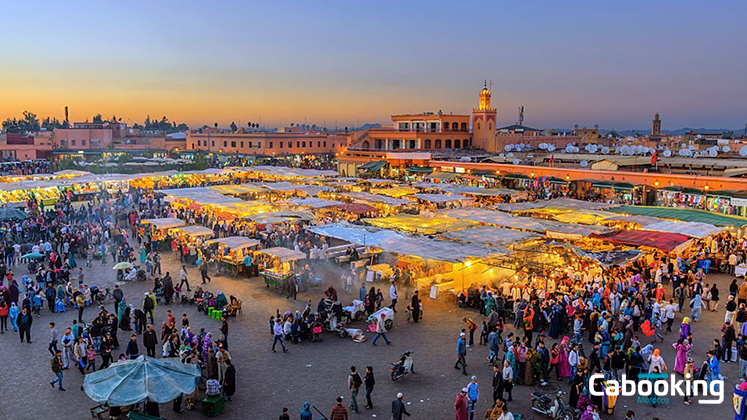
[206,236,261,250]
[442,225,541,248]
[607,205,747,227]
[306,222,506,263]
[256,247,307,261]
[591,230,691,252]
[171,225,215,237]
[412,193,471,203]
[363,214,477,235]
[141,218,186,229]
[643,220,724,238]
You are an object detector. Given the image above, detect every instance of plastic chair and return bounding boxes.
[703,259,711,274]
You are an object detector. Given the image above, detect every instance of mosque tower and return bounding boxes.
[472,81,497,151]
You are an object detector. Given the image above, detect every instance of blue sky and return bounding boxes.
[1,0,745,130]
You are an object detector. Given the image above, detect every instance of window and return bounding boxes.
[323,141,327,147]
[443,122,450,131]
[223,141,227,147]
[477,122,481,131]
[463,139,470,148]
[435,139,441,149]
[317,141,321,147]
[269,142,273,149]
[297,141,300,148]
[488,123,492,130]
[197,140,201,146]
[461,122,468,131]
[240,141,244,148]
[81,140,86,146]
[424,139,431,148]
[302,141,306,147]
[212,141,215,147]
[445,139,452,149]
[257,143,261,148]
[249,141,253,148]
[231,141,236,147]
[454,139,461,148]
[280,142,283,148]
[71,139,76,146]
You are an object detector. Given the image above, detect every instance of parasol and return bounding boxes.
[112,262,134,270]
[83,356,201,406]
[21,252,43,260]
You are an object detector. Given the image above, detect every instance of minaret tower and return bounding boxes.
[472,81,497,152]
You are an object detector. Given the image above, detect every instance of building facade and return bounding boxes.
[185,127,351,156]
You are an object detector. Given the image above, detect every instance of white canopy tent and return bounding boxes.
[443,225,541,248]
[412,193,471,203]
[307,222,507,263]
[642,220,724,238]
[206,236,261,250]
[284,197,343,209]
[141,218,186,230]
[257,247,307,262]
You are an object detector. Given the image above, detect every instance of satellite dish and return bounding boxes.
[601,146,610,154]
[507,152,514,157]
[663,150,672,157]
[459,156,472,162]
[648,147,656,154]
[580,160,588,168]
[723,145,731,152]
[688,145,695,150]
[696,134,702,139]
[547,145,556,152]
[539,143,547,150]
[709,149,718,157]
[678,149,688,156]
[740,146,747,157]
[512,159,520,165]
[681,143,687,148]
[505,144,514,152]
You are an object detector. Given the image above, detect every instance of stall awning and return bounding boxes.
[607,205,747,227]
[363,214,477,235]
[443,226,541,248]
[206,236,261,250]
[590,230,691,252]
[257,247,307,262]
[334,203,378,215]
[358,161,387,172]
[405,166,433,174]
[643,221,724,238]
[172,225,215,237]
[613,183,636,191]
[141,218,186,229]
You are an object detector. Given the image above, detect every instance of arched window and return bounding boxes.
[443,122,450,131]
[477,122,481,131]
[488,123,492,130]
[424,139,431,149]
[362,140,370,149]
[445,139,452,149]
[435,139,442,149]
[463,139,470,148]
[460,122,468,131]
[454,139,461,148]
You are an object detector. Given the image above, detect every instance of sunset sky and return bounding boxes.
[1,0,745,130]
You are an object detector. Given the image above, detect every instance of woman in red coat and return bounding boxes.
[455,388,468,420]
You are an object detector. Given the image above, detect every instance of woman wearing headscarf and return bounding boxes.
[673,338,690,375]
[366,286,376,316]
[119,305,132,331]
[678,317,691,340]
[558,336,571,379]
[640,344,654,371]
[201,332,213,363]
[649,348,667,373]
[691,294,706,322]
[411,290,420,323]
[8,302,18,331]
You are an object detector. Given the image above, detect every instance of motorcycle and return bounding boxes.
[91,286,112,304]
[530,390,578,420]
[390,351,414,381]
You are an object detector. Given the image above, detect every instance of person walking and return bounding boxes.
[223,359,236,401]
[466,375,479,420]
[454,332,467,375]
[391,392,411,420]
[48,322,58,355]
[17,307,32,343]
[455,387,468,420]
[125,334,139,359]
[76,293,85,323]
[179,265,191,292]
[372,313,391,346]
[200,261,210,284]
[143,292,155,325]
[272,318,288,353]
[330,396,348,420]
[364,366,375,409]
[112,285,123,315]
[389,281,398,312]
[0,300,8,333]
[49,350,65,391]
[348,366,362,413]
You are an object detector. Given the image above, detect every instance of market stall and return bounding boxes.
[590,230,692,253]
[256,247,308,292]
[140,218,186,243]
[206,236,261,276]
[170,225,215,251]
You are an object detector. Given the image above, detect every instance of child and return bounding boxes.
[479,321,488,345]
[86,344,97,373]
[269,315,276,335]
[405,306,412,323]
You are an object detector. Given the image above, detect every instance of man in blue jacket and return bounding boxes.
[454,332,467,375]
